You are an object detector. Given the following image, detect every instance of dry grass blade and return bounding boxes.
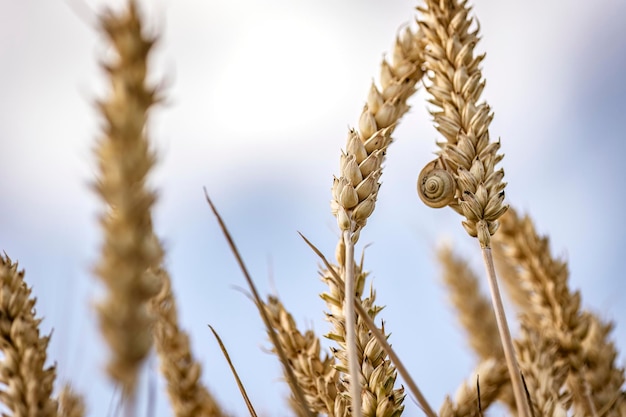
[150,267,227,417]
[0,254,58,417]
[208,326,257,417]
[299,233,436,417]
[204,189,314,417]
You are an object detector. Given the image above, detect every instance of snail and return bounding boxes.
[417,158,457,208]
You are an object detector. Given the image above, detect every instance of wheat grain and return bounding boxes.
[0,255,58,417]
[92,0,164,396]
[150,267,227,417]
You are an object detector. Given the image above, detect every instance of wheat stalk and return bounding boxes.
[0,254,58,417]
[92,0,164,397]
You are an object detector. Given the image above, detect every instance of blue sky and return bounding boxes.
[1,0,625,416]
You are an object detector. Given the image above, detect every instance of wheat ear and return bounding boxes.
[263,296,338,417]
[0,255,58,417]
[92,0,164,396]
[150,267,227,417]
[414,1,531,413]
[58,384,86,417]
[328,23,425,417]
[494,208,626,416]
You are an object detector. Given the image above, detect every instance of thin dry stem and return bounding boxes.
[0,255,58,417]
[209,326,258,417]
[150,268,227,417]
[342,231,362,417]
[204,190,314,417]
[482,246,532,417]
[93,0,163,395]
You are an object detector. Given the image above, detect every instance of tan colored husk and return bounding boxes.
[0,255,58,417]
[92,0,164,395]
[58,384,86,417]
[417,0,507,248]
[437,245,503,360]
[150,267,227,417]
[263,296,338,416]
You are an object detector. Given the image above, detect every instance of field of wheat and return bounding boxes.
[1,0,626,416]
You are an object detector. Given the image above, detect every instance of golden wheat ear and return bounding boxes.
[494,207,626,416]
[150,268,227,417]
[0,255,58,417]
[327,21,426,417]
[92,0,164,398]
[263,295,338,416]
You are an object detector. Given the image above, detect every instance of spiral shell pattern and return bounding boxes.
[417,159,457,208]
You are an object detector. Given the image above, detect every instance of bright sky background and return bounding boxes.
[1,0,625,416]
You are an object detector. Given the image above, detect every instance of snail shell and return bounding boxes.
[417,159,457,209]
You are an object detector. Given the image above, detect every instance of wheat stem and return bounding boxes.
[481,246,531,417]
[342,230,362,417]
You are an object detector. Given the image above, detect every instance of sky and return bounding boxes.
[1,0,625,416]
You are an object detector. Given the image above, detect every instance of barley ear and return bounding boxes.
[263,296,338,417]
[150,268,227,417]
[58,384,86,417]
[92,0,163,396]
[0,254,58,417]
